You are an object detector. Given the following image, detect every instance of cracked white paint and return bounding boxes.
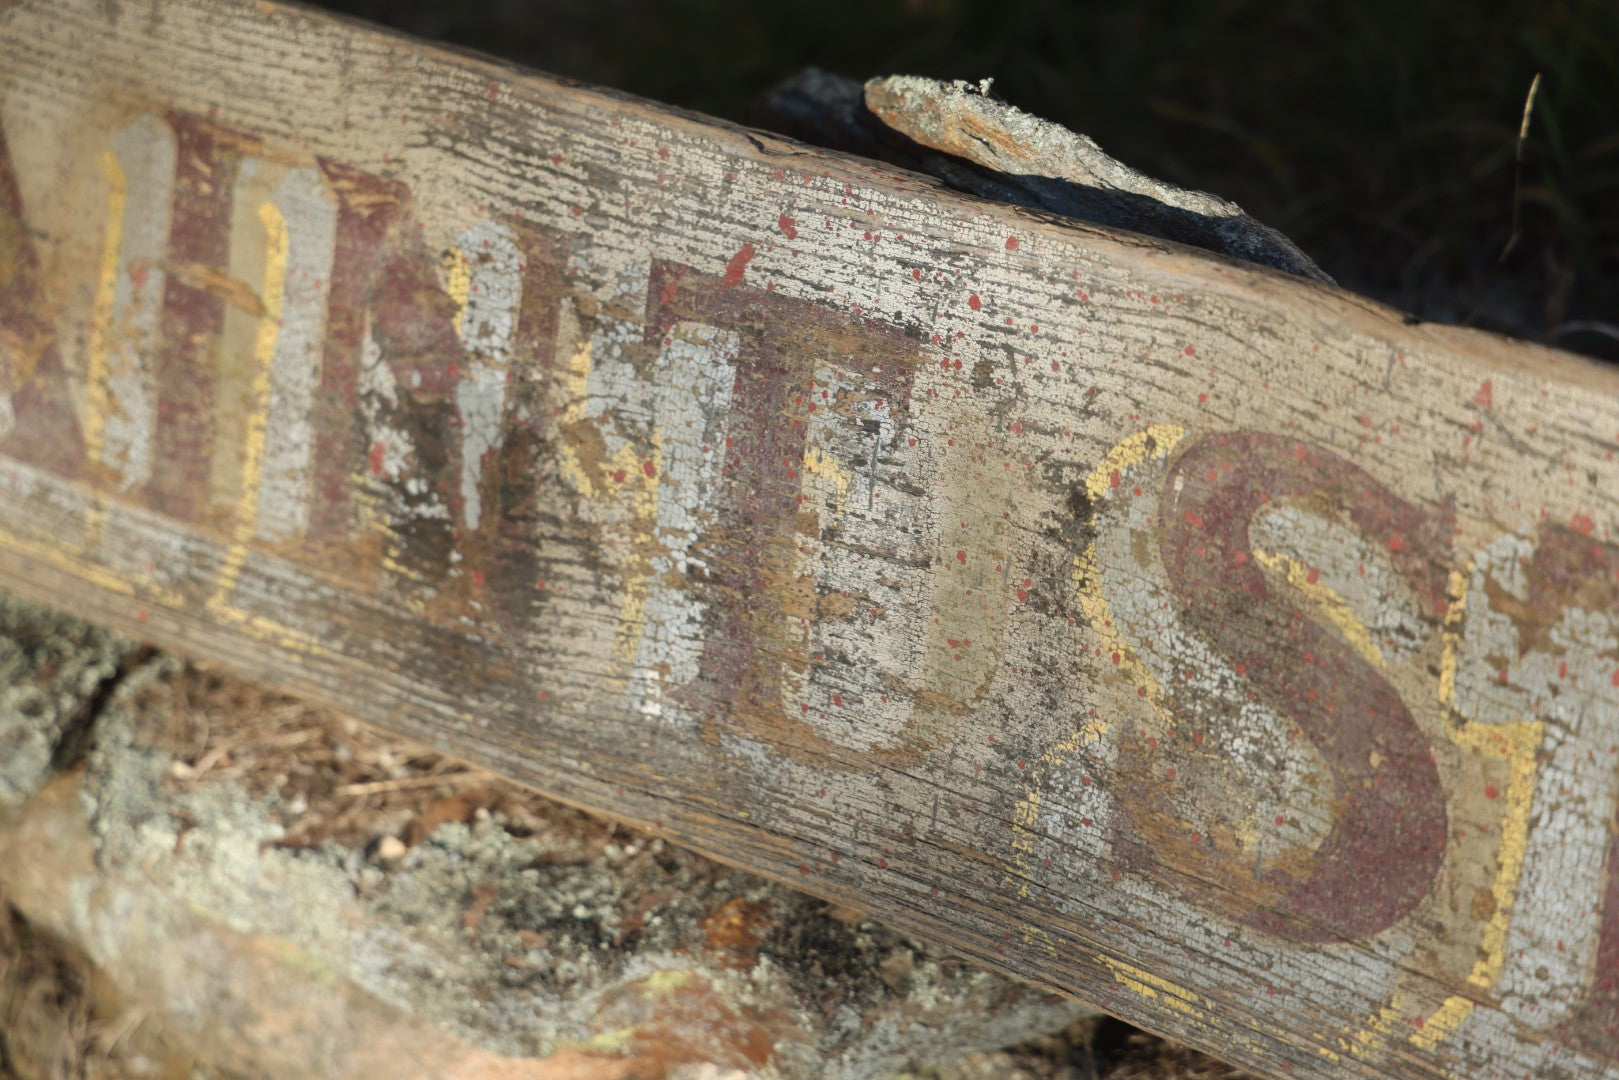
[254,165,336,542]
[1451,531,1619,1025]
[1091,449,1336,854]
[449,220,521,532]
[97,115,174,490]
[630,321,737,726]
[1249,503,1426,664]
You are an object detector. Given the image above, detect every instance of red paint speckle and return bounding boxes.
[1183,345,1195,356]
[613,468,628,484]
[832,693,844,707]
[1571,514,1595,536]
[956,549,967,564]
[797,863,809,875]
[778,214,797,239]
[368,438,386,477]
[1485,783,1499,800]
[1474,380,1494,409]
[1387,531,1406,553]
[1274,815,1285,826]
[722,242,755,286]
[1016,588,1028,603]
[642,459,657,478]
[877,857,889,869]
[1005,236,1019,250]
[967,293,982,311]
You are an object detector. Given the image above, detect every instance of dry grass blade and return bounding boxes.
[1498,71,1543,264]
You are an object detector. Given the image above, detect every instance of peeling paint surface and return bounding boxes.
[1,3,1618,1076]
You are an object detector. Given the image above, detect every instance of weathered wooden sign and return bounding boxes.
[1,1,1616,1075]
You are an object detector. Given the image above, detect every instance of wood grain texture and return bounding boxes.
[1,2,1617,1076]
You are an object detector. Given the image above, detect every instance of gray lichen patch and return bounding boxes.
[0,591,139,807]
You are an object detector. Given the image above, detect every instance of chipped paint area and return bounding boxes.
[86,115,174,491]
[628,320,737,726]
[253,164,337,542]
[1088,433,1339,893]
[1447,529,1619,1026]
[448,220,521,532]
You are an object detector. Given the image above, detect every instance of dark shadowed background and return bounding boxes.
[308,0,1618,362]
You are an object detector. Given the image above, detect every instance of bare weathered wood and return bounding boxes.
[1,2,1617,1076]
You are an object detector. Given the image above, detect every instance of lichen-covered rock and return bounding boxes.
[0,591,136,806]
[0,590,1096,1079]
